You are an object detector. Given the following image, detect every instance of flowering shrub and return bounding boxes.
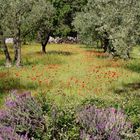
[76,105,136,140]
[0,126,29,140]
[0,91,46,139]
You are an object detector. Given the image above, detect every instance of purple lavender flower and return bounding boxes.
[0,126,29,140]
[0,91,45,139]
[76,105,135,140]
[0,110,7,119]
[5,100,17,108]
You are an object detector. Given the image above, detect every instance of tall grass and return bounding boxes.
[0,44,140,132]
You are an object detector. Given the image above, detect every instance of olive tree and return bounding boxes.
[38,0,87,53]
[0,0,54,66]
[0,0,12,67]
[73,0,140,58]
[36,0,55,53]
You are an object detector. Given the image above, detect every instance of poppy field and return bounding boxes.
[0,44,140,138]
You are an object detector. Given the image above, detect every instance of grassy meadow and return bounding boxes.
[0,43,140,133]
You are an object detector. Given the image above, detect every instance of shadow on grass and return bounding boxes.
[0,76,20,105]
[125,60,140,73]
[0,72,39,105]
[33,51,74,56]
[115,82,140,97]
[0,77,38,93]
[47,51,74,56]
[127,83,140,91]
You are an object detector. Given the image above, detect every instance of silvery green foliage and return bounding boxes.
[0,0,54,38]
[0,0,8,26]
[73,0,140,58]
[0,126,29,140]
[36,0,55,43]
[22,0,55,38]
[133,1,140,44]
[76,105,137,140]
[0,91,45,138]
[0,0,9,37]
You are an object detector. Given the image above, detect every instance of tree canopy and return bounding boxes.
[49,0,87,37]
[0,0,54,66]
[0,0,140,67]
[73,0,140,58]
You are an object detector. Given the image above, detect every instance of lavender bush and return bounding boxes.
[76,105,136,140]
[0,91,46,139]
[0,126,29,140]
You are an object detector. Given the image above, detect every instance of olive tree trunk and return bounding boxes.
[2,39,12,67]
[13,28,22,67]
[13,38,21,67]
[0,31,12,67]
[101,32,112,53]
[41,31,51,53]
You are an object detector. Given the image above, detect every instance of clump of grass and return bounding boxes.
[126,60,140,73]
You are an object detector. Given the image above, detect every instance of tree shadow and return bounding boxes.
[0,72,39,105]
[34,51,74,56]
[125,60,140,73]
[127,83,140,90]
[0,77,38,93]
[47,51,74,56]
[115,82,140,97]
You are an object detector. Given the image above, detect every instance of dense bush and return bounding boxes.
[37,92,79,139]
[42,105,79,140]
[123,92,140,130]
[0,126,29,140]
[76,105,137,140]
[0,91,46,139]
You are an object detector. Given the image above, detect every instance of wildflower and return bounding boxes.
[15,73,19,77]
[75,79,79,84]
[38,80,42,85]
[82,84,85,88]
[31,77,36,81]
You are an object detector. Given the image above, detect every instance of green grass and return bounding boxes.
[0,44,140,129]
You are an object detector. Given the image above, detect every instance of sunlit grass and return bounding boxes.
[0,44,140,110]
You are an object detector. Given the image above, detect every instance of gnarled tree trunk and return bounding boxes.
[13,28,22,67]
[101,32,112,53]
[2,38,12,67]
[13,38,21,67]
[41,31,51,53]
[0,31,12,67]
[103,38,110,53]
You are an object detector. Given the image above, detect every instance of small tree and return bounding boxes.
[36,0,55,53]
[1,0,54,66]
[73,0,140,58]
[0,0,12,67]
[37,0,87,53]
